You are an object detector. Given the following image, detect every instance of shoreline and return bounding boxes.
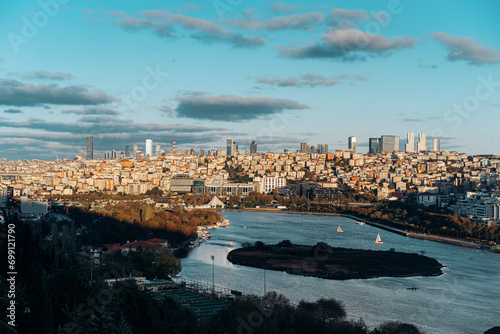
[173,218,231,257]
[221,208,497,253]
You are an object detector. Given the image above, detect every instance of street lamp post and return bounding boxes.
[263,267,266,296]
[211,255,215,293]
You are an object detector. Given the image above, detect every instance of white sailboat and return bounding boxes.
[375,233,383,245]
[337,225,344,233]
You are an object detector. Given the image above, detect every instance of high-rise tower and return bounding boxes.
[145,139,153,158]
[417,133,427,152]
[381,135,399,152]
[133,145,138,158]
[300,143,307,153]
[227,138,234,156]
[250,140,257,154]
[369,138,380,154]
[86,136,93,159]
[433,138,440,152]
[348,136,356,153]
[405,132,415,153]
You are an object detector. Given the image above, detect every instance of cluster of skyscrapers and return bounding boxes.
[365,133,440,154]
[226,138,258,156]
[300,143,328,154]
[86,137,165,160]
[84,132,440,160]
[86,136,260,160]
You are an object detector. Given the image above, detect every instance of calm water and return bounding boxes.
[179,211,500,334]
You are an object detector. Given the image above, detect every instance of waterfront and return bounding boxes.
[179,211,500,334]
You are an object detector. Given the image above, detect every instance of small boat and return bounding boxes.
[375,233,383,245]
[407,287,419,290]
[242,226,248,229]
[356,221,365,225]
[337,225,344,233]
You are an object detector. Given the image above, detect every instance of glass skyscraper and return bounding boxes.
[348,136,356,153]
[381,135,399,153]
[250,140,257,154]
[227,138,234,156]
[369,138,380,154]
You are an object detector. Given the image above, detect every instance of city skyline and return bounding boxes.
[0,128,481,160]
[0,131,471,161]
[75,131,444,159]
[1,1,500,160]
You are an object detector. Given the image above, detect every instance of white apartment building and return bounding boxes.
[254,176,287,193]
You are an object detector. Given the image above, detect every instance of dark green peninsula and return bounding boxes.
[227,241,443,280]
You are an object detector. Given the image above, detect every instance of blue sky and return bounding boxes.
[1,0,499,160]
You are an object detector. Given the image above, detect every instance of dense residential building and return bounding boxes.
[348,137,356,153]
[405,132,415,153]
[381,135,399,152]
[369,138,381,154]
[86,136,93,159]
[1,144,498,226]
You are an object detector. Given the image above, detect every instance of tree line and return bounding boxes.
[67,205,222,247]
